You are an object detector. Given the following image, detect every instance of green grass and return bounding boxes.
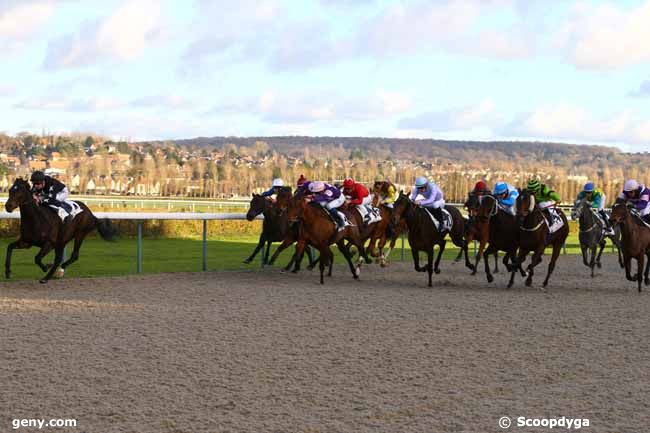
[0,232,617,281]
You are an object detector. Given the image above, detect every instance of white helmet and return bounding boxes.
[309,181,325,193]
[624,179,639,192]
[272,178,284,187]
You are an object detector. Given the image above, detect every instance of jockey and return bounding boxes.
[373,179,397,207]
[30,171,72,221]
[473,180,491,199]
[574,182,613,233]
[619,179,650,223]
[260,178,284,198]
[410,176,446,231]
[308,181,346,229]
[527,178,561,222]
[493,181,518,215]
[342,178,372,222]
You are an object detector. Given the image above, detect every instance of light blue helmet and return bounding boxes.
[583,182,594,192]
[494,182,508,195]
[415,176,428,188]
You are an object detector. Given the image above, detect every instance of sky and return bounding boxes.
[1,0,650,151]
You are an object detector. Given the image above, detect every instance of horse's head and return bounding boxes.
[475,195,497,222]
[516,189,535,220]
[287,194,307,223]
[610,201,632,225]
[275,186,292,210]
[5,178,32,212]
[391,191,412,227]
[465,192,480,217]
[246,193,268,221]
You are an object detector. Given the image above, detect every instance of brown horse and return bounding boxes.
[464,192,500,274]
[391,192,471,286]
[244,187,315,269]
[468,195,524,286]
[341,201,384,267]
[512,190,569,288]
[367,204,406,267]
[610,202,650,292]
[4,178,117,283]
[287,195,370,284]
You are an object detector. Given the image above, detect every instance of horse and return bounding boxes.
[465,192,500,274]
[610,202,650,292]
[243,187,315,269]
[287,194,371,284]
[340,199,384,268]
[572,199,623,277]
[468,195,524,285]
[512,190,569,288]
[4,178,117,283]
[391,192,472,287]
[366,203,406,267]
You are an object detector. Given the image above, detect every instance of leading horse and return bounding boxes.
[4,178,117,283]
[610,202,650,292]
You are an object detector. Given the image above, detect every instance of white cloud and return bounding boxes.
[557,1,650,70]
[628,80,650,98]
[44,0,162,68]
[15,96,125,112]
[398,100,499,131]
[130,94,192,109]
[503,103,650,146]
[0,1,56,53]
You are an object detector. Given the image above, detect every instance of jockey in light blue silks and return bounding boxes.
[410,176,446,231]
[260,178,284,199]
[493,181,518,215]
[574,181,614,234]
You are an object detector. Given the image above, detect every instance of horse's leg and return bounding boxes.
[318,245,330,285]
[306,246,317,270]
[483,245,495,283]
[434,240,446,274]
[411,247,423,272]
[493,251,499,273]
[588,245,597,278]
[595,240,606,269]
[624,252,634,281]
[40,244,64,283]
[637,253,644,292]
[5,239,30,279]
[60,226,93,271]
[244,234,266,264]
[426,246,434,287]
[262,241,272,265]
[34,243,54,272]
[472,239,486,276]
[269,237,293,266]
[542,243,562,288]
[336,240,358,279]
[644,250,650,286]
[291,240,308,274]
[581,245,589,267]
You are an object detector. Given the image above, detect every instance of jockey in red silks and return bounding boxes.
[342,178,372,222]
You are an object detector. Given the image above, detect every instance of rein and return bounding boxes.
[519,208,546,232]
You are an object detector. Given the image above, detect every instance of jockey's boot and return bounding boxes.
[329,208,345,230]
[431,207,445,232]
[599,210,615,235]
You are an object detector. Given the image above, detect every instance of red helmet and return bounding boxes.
[474,181,487,192]
[297,174,307,186]
[343,178,355,188]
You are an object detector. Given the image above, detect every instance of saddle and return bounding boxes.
[356,205,382,225]
[424,208,452,232]
[46,200,83,222]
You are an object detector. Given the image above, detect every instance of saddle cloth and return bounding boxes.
[330,210,354,231]
[48,200,83,222]
[357,205,382,224]
[424,207,453,232]
[543,207,564,234]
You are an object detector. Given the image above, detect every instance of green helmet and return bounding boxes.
[527,179,541,193]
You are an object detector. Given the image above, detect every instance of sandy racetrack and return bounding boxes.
[1,255,649,433]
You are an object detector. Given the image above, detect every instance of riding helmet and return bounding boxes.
[415,176,428,188]
[272,178,284,187]
[309,181,326,193]
[624,179,639,192]
[527,179,541,193]
[343,178,355,188]
[494,182,508,195]
[583,182,595,192]
[30,171,45,183]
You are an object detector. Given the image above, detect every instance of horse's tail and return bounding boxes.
[95,218,118,241]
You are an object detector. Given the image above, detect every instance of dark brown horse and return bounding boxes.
[391,192,472,287]
[287,194,370,284]
[512,190,569,288]
[244,187,315,269]
[367,203,406,267]
[465,192,500,274]
[468,195,524,285]
[4,178,117,283]
[610,202,650,292]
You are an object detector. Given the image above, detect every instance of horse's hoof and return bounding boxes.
[525,279,532,287]
[291,269,299,274]
[353,275,359,280]
[487,274,494,283]
[307,265,315,271]
[243,259,251,264]
[596,262,602,269]
[434,268,441,274]
[645,278,650,286]
[471,270,477,276]
[39,279,48,284]
[55,268,65,278]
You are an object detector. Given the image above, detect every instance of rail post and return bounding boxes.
[136,221,143,273]
[202,220,207,271]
